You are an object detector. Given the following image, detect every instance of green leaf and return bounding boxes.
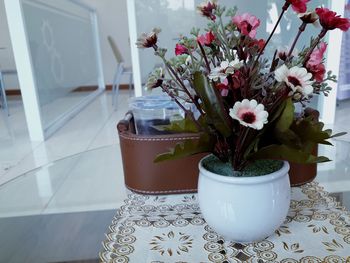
[290,118,334,145]
[275,98,294,132]
[193,72,232,137]
[331,132,347,138]
[154,133,212,163]
[274,129,302,148]
[249,144,331,164]
[154,117,200,133]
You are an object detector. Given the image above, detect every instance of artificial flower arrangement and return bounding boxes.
[136,0,349,174]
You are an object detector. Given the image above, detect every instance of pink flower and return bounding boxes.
[316,7,350,31]
[232,13,260,38]
[306,42,327,82]
[197,31,215,46]
[216,78,229,97]
[308,42,327,66]
[175,43,188,56]
[197,1,217,21]
[288,0,310,14]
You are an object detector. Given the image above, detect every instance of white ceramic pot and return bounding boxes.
[198,156,291,243]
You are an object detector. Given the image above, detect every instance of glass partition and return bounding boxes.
[5,0,104,140]
[22,0,101,127]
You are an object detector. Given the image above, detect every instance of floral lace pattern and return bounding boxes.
[100,182,350,262]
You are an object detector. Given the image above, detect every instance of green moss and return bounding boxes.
[202,155,284,177]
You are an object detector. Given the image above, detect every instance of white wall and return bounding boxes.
[80,0,132,85]
[0,0,132,90]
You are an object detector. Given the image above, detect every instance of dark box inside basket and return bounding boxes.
[117,112,317,194]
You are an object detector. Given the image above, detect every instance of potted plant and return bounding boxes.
[136,0,349,242]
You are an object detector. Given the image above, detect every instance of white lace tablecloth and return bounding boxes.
[100,182,350,262]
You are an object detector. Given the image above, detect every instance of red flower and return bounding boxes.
[232,13,260,38]
[250,39,265,52]
[315,7,350,31]
[197,1,217,21]
[231,71,245,89]
[175,43,188,55]
[288,0,310,14]
[197,31,215,46]
[307,64,326,82]
[216,79,229,97]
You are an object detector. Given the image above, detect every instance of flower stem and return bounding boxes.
[197,41,211,72]
[233,127,250,170]
[218,15,232,60]
[160,85,202,131]
[288,22,307,58]
[254,2,290,66]
[153,45,204,116]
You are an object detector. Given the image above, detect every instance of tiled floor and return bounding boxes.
[0,91,127,185]
[0,93,350,219]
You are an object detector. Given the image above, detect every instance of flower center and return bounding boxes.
[241,112,256,124]
[287,76,302,87]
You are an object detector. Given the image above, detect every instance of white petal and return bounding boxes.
[257,110,268,120]
[305,72,313,81]
[241,99,250,107]
[249,99,258,108]
[253,121,264,130]
[255,103,265,112]
[274,65,289,82]
[221,61,229,69]
[302,85,314,96]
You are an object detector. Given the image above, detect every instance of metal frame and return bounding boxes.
[0,70,17,116]
[0,71,9,116]
[320,0,347,124]
[4,0,105,141]
[127,0,142,97]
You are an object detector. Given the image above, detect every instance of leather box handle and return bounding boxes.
[117,111,134,133]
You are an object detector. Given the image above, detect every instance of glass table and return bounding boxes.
[0,140,349,262]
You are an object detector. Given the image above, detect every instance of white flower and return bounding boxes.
[208,58,243,81]
[274,65,314,98]
[229,99,268,130]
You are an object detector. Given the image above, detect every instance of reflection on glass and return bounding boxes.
[22,0,100,127]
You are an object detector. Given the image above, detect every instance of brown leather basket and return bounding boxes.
[118,112,317,194]
[117,112,206,194]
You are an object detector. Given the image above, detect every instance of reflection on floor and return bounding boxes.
[0,209,114,263]
[0,145,127,217]
[0,91,128,184]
